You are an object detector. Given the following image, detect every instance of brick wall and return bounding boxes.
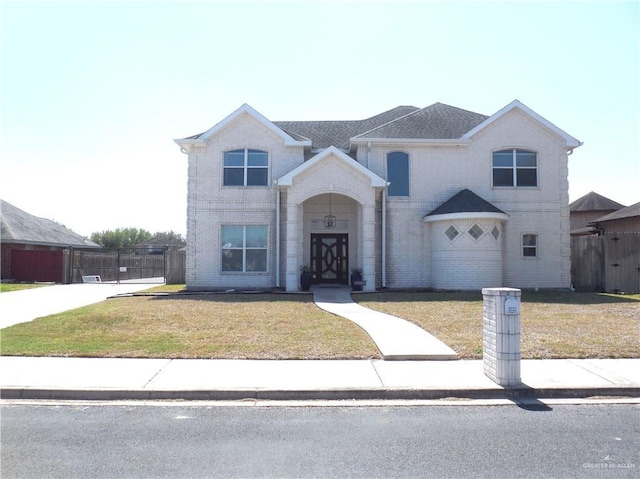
[186,107,574,290]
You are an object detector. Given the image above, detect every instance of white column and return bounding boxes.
[361,204,376,292]
[285,203,300,292]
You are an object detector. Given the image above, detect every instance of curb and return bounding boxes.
[3,386,639,402]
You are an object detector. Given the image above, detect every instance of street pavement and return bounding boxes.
[0,283,638,401]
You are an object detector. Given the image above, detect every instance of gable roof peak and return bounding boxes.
[569,191,626,212]
[175,103,311,149]
[463,99,582,149]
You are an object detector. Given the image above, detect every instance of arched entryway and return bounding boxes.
[302,193,359,285]
[275,146,388,292]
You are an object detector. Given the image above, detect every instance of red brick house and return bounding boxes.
[1,200,100,282]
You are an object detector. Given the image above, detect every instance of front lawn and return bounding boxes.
[0,294,380,359]
[356,291,640,359]
[1,290,637,360]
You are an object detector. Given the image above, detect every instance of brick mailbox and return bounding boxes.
[482,287,522,387]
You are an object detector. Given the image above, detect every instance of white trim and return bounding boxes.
[175,104,311,149]
[350,138,468,146]
[462,100,582,149]
[276,146,388,188]
[382,189,387,288]
[275,189,281,288]
[424,211,510,223]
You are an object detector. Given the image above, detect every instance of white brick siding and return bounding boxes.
[182,104,574,291]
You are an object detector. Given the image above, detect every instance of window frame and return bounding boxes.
[386,150,410,197]
[221,225,268,273]
[223,149,269,187]
[522,233,538,258]
[492,149,538,188]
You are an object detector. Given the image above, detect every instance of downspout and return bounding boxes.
[366,141,371,169]
[382,188,387,288]
[275,185,281,288]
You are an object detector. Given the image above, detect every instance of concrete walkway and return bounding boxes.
[311,286,458,360]
[1,356,638,401]
[0,280,162,329]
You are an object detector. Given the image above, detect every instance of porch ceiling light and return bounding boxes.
[324,194,336,229]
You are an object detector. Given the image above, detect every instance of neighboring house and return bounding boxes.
[589,202,640,234]
[175,100,581,291]
[1,200,100,282]
[135,236,187,255]
[569,191,626,236]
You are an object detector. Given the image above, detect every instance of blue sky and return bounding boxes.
[2,1,638,237]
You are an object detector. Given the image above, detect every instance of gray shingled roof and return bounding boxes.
[184,103,490,150]
[426,189,506,217]
[274,106,420,149]
[591,201,640,223]
[353,103,489,140]
[1,200,99,248]
[569,191,626,212]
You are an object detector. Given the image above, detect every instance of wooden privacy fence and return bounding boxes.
[66,248,186,285]
[571,233,640,293]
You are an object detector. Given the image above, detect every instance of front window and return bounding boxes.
[493,149,537,187]
[223,149,268,186]
[522,234,538,258]
[387,151,409,196]
[221,225,268,272]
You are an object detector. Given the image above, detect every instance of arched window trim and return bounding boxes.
[386,150,410,197]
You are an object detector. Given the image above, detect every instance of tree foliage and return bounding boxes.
[90,228,152,249]
[152,231,186,246]
[90,228,186,249]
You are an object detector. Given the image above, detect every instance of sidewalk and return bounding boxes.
[1,356,638,401]
[1,283,638,401]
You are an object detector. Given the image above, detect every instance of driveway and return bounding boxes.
[0,280,161,329]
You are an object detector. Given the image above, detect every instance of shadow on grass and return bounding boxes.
[138,289,639,306]
[147,292,315,304]
[355,290,639,305]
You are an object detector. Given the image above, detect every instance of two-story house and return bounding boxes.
[175,100,581,292]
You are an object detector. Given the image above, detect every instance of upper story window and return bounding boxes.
[223,149,268,186]
[387,151,409,196]
[492,149,537,187]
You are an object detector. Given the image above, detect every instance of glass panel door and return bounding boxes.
[310,234,348,284]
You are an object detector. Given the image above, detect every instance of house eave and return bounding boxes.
[1,239,100,248]
[350,137,469,147]
[423,212,510,223]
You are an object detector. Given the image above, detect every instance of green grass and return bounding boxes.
[0,294,380,359]
[356,291,640,359]
[0,283,51,293]
[1,289,637,360]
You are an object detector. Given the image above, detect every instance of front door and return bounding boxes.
[311,234,348,284]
